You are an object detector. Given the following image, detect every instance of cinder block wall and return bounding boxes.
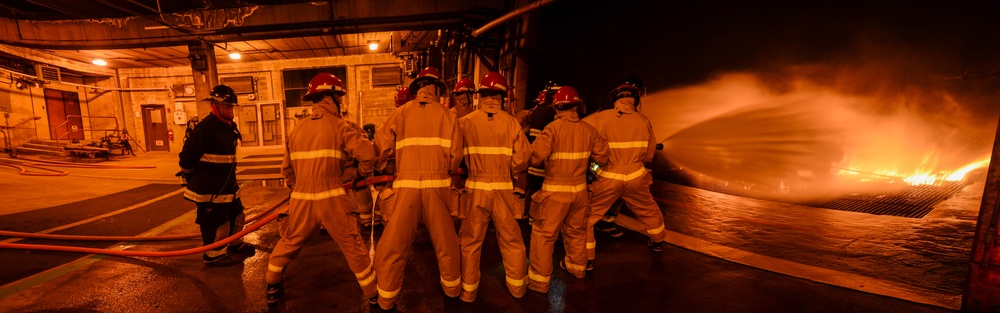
[117,53,405,152]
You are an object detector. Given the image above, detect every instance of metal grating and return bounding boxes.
[798,182,967,218]
[698,180,968,219]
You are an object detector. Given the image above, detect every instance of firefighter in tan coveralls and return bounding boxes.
[456,72,531,302]
[450,78,476,221]
[526,85,609,293]
[372,67,464,311]
[264,73,377,305]
[451,78,476,119]
[584,81,669,265]
[357,87,415,229]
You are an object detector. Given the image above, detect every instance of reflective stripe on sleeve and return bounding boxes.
[549,152,590,160]
[290,188,346,201]
[396,137,451,149]
[393,178,452,189]
[464,146,513,156]
[184,189,237,203]
[586,241,596,249]
[541,183,587,193]
[466,181,513,191]
[596,167,648,181]
[200,154,236,163]
[529,128,542,137]
[608,141,649,149]
[290,149,344,160]
[528,167,545,176]
[527,268,550,283]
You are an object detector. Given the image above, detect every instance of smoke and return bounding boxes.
[643,70,996,200]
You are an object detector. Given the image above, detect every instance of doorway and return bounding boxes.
[141,105,169,152]
[237,101,284,148]
[44,89,83,141]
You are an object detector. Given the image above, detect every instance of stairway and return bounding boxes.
[14,140,68,157]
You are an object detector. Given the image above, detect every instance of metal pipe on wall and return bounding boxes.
[472,0,559,37]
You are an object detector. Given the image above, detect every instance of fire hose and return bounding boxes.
[0,157,157,176]
[0,175,397,257]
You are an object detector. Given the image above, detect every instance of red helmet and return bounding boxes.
[395,87,413,107]
[409,67,447,96]
[302,72,346,102]
[552,85,581,109]
[476,72,509,97]
[533,91,546,104]
[452,78,475,94]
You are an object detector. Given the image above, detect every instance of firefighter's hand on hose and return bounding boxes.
[175,170,192,186]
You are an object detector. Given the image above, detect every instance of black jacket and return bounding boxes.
[179,113,242,203]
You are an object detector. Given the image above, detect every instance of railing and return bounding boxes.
[1,116,41,156]
[54,115,119,147]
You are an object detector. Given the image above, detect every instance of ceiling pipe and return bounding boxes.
[0,67,167,91]
[472,0,558,37]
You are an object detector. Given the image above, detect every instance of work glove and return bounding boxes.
[175,169,192,186]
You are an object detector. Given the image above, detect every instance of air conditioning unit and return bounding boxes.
[35,64,61,82]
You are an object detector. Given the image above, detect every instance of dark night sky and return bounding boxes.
[524,0,1000,180]
[527,0,1000,115]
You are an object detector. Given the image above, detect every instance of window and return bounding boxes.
[372,67,401,86]
[221,76,255,94]
[283,66,347,108]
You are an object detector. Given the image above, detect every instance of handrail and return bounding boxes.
[2,116,41,156]
[54,115,119,147]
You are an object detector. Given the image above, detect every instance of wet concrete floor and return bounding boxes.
[0,149,970,312]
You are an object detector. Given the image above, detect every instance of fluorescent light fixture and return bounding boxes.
[368,40,379,51]
[229,52,242,60]
[92,59,107,66]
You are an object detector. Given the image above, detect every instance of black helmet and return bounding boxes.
[362,123,376,140]
[204,85,237,105]
[609,76,644,106]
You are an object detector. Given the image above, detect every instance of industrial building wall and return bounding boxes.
[0,72,120,151]
[117,53,404,152]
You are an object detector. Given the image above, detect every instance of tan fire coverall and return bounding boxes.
[583,103,667,261]
[342,120,375,225]
[457,109,531,301]
[268,102,378,298]
[527,109,609,293]
[373,99,464,309]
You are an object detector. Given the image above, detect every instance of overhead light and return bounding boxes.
[229,52,242,60]
[92,59,107,66]
[368,40,379,51]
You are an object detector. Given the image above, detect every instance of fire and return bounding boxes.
[839,156,992,186]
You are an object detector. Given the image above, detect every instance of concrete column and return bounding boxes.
[187,40,219,117]
[963,112,1000,312]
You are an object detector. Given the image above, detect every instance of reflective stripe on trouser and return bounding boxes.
[267,192,377,298]
[375,186,462,309]
[586,171,666,261]
[527,189,589,293]
[459,188,527,301]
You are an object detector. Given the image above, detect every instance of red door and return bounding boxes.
[45,89,83,140]
[141,105,170,152]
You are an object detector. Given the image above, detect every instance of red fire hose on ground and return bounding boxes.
[0,175,396,257]
[0,156,157,176]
